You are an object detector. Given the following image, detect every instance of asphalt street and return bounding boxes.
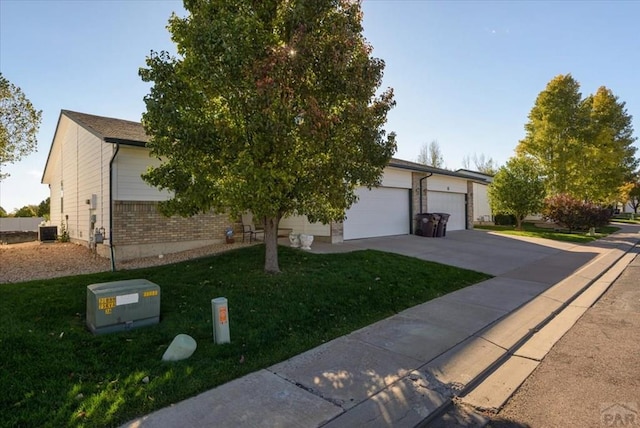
[488,253,640,428]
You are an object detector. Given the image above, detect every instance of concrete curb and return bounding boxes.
[423,239,640,424]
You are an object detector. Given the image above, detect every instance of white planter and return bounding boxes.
[289,232,300,248]
[299,234,314,250]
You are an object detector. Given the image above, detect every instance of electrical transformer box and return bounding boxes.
[86,279,160,335]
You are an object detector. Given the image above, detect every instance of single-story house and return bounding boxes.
[42,110,490,261]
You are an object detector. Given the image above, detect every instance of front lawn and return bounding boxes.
[0,245,490,428]
[475,222,620,243]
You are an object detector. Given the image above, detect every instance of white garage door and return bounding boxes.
[344,187,410,240]
[427,191,466,231]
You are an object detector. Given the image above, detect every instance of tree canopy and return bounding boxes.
[13,205,37,217]
[0,73,42,180]
[488,156,546,230]
[37,197,50,218]
[140,0,396,273]
[416,140,445,168]
[517,74,637,203]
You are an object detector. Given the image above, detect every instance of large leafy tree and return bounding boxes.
[516,74,584,196]
[140,0,396,273]
[578,87,638,202]
[517,74,637,203]
[488,156,546,230]
[417,140,445,168]
[0,73,42,180]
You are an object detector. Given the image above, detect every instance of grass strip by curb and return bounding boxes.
[475,222,619,243]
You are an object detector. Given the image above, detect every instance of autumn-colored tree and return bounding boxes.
[0,73,42,180]
[140,0,396,273]
[516,74,584,196]
[627,182,640,214]
[577,87,638,202]
[488,156,545,230]
[517,74,637,203]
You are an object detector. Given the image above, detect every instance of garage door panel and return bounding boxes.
[344,187,410,240]
[427,191,466,231]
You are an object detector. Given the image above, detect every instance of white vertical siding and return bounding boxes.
[427,175,468,193]
[112,146,172,201]
[380,167,412,188]
[43,116,111,243]
[473,183,492,221]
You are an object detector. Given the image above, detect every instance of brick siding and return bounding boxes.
[112,201,239,246]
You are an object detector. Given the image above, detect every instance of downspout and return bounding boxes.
[108,143,120,272]
[419,173,433,214]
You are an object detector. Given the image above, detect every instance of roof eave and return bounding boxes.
[103,138,147,147]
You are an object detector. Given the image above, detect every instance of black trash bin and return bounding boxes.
[414,213,439,237]
[435,213,450,237]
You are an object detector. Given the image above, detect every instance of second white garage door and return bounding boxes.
[343,187,410,240]
[427,191,466,231]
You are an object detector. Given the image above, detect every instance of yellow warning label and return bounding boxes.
[98,297,116,311]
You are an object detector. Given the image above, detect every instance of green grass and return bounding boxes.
[0,245,490,428]
[475,222,620,243]
[612,214,640,224]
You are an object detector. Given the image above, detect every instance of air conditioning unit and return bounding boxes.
[86,279,161,335]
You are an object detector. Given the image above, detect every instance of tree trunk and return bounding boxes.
[516,215,524,231]
[263,216,280,274]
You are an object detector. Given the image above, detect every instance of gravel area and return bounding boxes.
[0,240,254,284]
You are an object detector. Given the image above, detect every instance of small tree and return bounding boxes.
[140,0,396,273]
[0,73,42,180]
[417,140,445,168]
[0,206,6,217]
[628,182,640,214]
[488,156,545,230]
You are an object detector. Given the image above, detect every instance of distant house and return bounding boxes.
[455,169,493,223]
[41,110,489,262]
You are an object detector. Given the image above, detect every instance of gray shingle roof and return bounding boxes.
[62,110,149,144]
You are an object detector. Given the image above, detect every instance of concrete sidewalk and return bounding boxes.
[122,224,639,428]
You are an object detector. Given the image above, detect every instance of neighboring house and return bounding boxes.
[42,110,489,262]
[41,110,234,262]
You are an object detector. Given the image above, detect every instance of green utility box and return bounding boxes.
[86,279,161,335]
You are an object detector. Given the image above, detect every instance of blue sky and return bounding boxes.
[1,0,639,213]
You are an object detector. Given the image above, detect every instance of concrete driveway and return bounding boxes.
[308,229,600,277]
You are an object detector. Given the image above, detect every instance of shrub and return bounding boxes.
[542,194,612,231]
[494,213,516,226]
